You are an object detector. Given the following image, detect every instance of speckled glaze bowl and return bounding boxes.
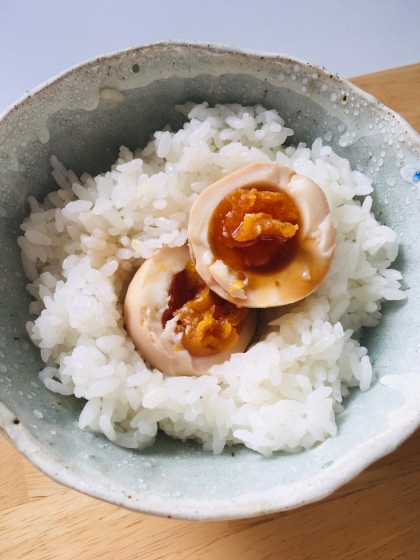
[0,42,419,520]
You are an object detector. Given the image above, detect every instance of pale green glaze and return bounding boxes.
[0,42,419,520]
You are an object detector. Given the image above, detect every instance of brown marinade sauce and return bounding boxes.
[208,181,301,275]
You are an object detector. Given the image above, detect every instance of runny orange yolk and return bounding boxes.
[208,185,300,272]
[162,261,249,357]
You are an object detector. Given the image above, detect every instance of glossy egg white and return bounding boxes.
[188,163,336,308]
[124,244,257,376]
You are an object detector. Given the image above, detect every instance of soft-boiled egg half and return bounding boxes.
[188,163,336,308]
[124,244,257,376]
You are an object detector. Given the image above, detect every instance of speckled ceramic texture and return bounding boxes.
[0,42,419,520]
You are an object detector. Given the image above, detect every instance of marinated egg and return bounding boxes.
[124,244,257,376]
[188,163,336,308]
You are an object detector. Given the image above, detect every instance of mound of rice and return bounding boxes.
[19,102,406,456]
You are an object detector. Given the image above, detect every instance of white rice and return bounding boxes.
[19,102,406,456]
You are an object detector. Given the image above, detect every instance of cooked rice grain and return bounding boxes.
[20,103,405,456]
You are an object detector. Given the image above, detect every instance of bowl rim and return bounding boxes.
[1,39,419,144]
[1,40,419,521]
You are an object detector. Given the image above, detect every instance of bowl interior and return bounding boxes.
[0,42,419,519]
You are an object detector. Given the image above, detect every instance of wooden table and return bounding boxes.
[1,63,419,560]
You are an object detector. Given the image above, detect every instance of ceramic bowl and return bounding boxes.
[0,42,419,520]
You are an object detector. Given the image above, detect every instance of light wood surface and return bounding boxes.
[1,63,419,560]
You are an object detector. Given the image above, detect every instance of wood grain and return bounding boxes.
[1,63,419,560]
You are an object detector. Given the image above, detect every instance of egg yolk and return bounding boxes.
[162,261,249,358]
[208,184,300,272]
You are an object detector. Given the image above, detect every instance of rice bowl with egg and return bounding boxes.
[19,101,406,457]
